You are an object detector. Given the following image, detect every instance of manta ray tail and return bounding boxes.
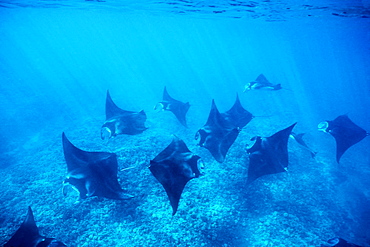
[253,114,273,118]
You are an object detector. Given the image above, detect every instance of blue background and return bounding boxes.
[0,2,369,246]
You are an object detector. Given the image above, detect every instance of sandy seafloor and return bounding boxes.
[0,2,370,246]
[0,106,369,247]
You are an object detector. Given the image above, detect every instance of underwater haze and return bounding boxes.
[0,0,370,246]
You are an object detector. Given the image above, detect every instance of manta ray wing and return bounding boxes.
[159,87,190,127]
[196,100,239,163]
[102,91,147,139]
[105,90,136,120]
[4,207,46,247]
[290,132,317,158]
[62,133,133,200]
[322,115,368,163]
[222,93,254,129]
[326,237,362,247]
[246,123,296,184]
[255,74,273,86]
[162,86,177,103]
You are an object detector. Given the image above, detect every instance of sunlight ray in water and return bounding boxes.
[0,0,369,246]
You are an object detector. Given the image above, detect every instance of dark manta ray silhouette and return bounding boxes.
[246,123,296,184]
[324,237,363,247]
[195,99,239,163]
[221,93,254,129]
[62,132,133,201]
[154,86,190,127]
[290,132,317,158]
[318,115,369,163]
[101,90,147,140]
[243,74,282,92]
[4,207,66,247]
[149,136,202,215]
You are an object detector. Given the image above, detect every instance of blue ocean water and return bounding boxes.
[0,1,369,246]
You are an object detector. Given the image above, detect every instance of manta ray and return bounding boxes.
[4,207,66,247]
[318,115,369,163]
[155,86,190,127]
[149,136,203,215]
[243,74,282,92]
[324,237,363,247]
[246,123,296,184]
[195,99,239,163]
[221,93,254,129]
[62,132,133,201]
[290,132,317,158]
[101,90,147,140]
